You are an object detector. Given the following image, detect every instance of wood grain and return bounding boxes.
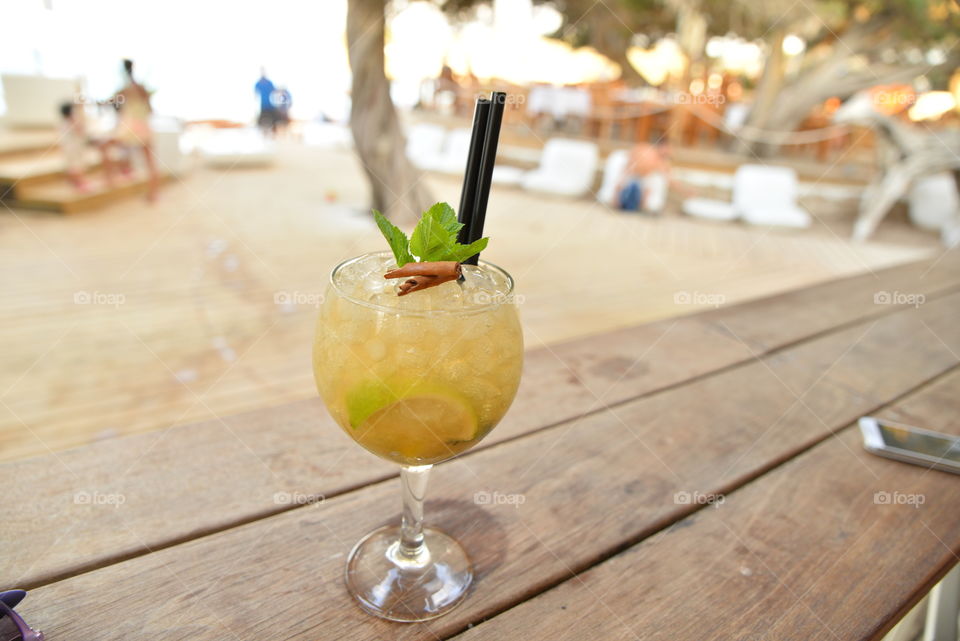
[4,257,959,589]
[15,292,960,640]
[455,369,960,641]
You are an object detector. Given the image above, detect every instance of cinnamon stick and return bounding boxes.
[384,261,462,296]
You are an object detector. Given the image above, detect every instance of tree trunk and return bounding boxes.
[347,0,432,223]
[735,28,786,156]
[668,0,708,147]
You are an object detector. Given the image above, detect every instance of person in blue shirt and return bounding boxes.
[255,69,278,135]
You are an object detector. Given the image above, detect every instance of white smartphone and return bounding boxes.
[859,416,960,475]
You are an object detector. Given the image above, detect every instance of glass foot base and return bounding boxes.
[345,525,473,622]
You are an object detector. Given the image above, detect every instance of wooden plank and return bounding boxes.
[693,251,960,353]
[454,369,960,641]
[3,257,959,589]
[8,171,170,214]
[0,150,85,186]
[0,128,61,157]
[15,293,960,640]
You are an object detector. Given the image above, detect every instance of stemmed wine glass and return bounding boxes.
[313,251,523,621]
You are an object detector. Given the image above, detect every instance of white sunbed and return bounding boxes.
[426,128,474,175]
[596,150,629,205]
[908,172,959,232]
[682,164,811,228]
[736,165,811,228]
[521,138,599,198]
[491,166,526,187]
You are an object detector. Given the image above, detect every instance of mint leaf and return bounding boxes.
[443,237,488,263]
[410,202,463,262]
[373,202,489,267]
[373,210,414,267]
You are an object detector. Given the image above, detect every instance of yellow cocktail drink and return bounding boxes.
[313,251,523,465]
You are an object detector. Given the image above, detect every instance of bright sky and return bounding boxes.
[2,0,351,121]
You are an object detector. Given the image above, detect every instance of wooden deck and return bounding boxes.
[2,253,959,639]
[0,145,167,214]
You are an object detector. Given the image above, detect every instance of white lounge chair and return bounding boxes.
[908,172,959,232]
[596,150,629,205]
[405,123,445,171]
[735,165,811,228]
[643,172,669,214]
[422,128,473,175]
[682,164,811,228]
[491,166,526,187]
[521,139,598,198]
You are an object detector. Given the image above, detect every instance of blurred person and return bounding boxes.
[436,64,457,94]
[59,101,118,193]
[433,64,458,111]
[102,59,159,201]
[59,102,92,192]
[613,143,671,214]
[272,85,292,136]
[255,69,279,135]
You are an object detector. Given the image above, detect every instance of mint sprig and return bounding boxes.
[373,210,414,266]
[374,203,488,266]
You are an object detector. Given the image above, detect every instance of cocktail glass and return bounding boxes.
[313,251,523,621]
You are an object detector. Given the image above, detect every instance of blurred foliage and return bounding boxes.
[437,0,958,44]
[433,0,958,88]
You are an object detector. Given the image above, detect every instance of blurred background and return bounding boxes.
[1,0,958,462]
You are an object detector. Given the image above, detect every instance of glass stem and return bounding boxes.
[399,464,432,558]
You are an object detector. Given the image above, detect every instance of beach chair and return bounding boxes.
[907,172,959,232]
[735,165,811,228]
[682,164,811,227]
[596,150,629,205]
[421,128,473,175]
[491,166,526,187]
[521,138,598,198]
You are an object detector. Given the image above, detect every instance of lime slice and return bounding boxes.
[346,380,398,428]
[358,393,478,460]
[344,376,479,460]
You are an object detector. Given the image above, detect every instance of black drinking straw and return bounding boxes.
[457,98,491,245]
[462,91,506,266]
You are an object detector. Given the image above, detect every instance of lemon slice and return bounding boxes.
[355,392,478,461]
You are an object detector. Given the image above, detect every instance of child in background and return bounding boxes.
[59,102,91,192]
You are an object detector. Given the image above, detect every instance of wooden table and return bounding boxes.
[3,253,960,640]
